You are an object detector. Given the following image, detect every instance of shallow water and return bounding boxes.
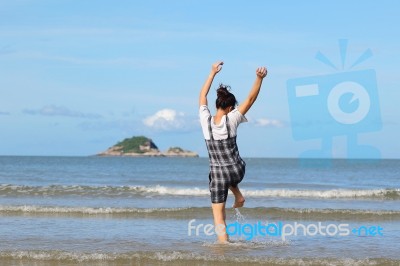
[0,156,399,265]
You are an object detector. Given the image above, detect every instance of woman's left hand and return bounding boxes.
[256,67,267,79]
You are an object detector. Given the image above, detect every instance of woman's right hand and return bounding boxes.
[211,61,224,75]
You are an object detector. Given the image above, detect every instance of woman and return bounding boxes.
[199,61,267,243]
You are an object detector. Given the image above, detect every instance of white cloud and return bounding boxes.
[23,105,102,119]
[143,109,186,131]
[255,118,284,128]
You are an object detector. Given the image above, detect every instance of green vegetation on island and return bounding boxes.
[166,147,184,153]
[115,136,158,154]
[97,136,198,157]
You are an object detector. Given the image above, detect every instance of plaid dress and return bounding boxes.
[205,115,246,203]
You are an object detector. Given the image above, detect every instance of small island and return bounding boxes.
[97,136,198,157]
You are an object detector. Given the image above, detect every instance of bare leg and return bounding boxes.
[230,186,245,208]
[211,202,228,243]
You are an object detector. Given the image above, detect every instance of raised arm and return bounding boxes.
[238,67,267,115]
[199,61,224,106]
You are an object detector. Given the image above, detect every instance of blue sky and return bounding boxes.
[0,0,399,158]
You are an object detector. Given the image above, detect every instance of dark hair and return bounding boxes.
[216,84,237,110]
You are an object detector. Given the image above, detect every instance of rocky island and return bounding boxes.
[97,136,198,157]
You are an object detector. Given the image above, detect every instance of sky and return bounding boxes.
[0,0,399,158]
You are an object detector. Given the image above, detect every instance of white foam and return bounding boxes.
[136,185,400,199]
[281,207,400,215]
[0,250,398,265]
[0,205,190,214]
[243,188,399,198]
[1,184,399,199]
[136,185,209,196]
[0,250,117,262]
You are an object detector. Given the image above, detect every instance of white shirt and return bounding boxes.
[199,105,247,140]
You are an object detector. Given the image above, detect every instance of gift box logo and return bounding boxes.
[287,40,382,161]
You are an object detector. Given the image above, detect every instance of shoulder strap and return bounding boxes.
[207,116,214,140]
[226,115,231,138]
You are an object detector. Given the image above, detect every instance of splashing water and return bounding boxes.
[233,208,246,223]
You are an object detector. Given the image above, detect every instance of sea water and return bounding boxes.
[0,156,399,265]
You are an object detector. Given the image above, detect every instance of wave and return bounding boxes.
[1,205,400,220]
[0,184,208,197]
[0,205,191,215]
[1,184,399,199]
[0,250,398,266]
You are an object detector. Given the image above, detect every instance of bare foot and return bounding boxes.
[233,196,245,208]
[216,239,230,244]
[230,186,245,208]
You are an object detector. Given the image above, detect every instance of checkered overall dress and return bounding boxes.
[205,115,246,203]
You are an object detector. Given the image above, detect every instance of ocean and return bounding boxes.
[0,156,399,265]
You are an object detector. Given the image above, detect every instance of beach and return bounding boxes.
[0,156,399,265]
